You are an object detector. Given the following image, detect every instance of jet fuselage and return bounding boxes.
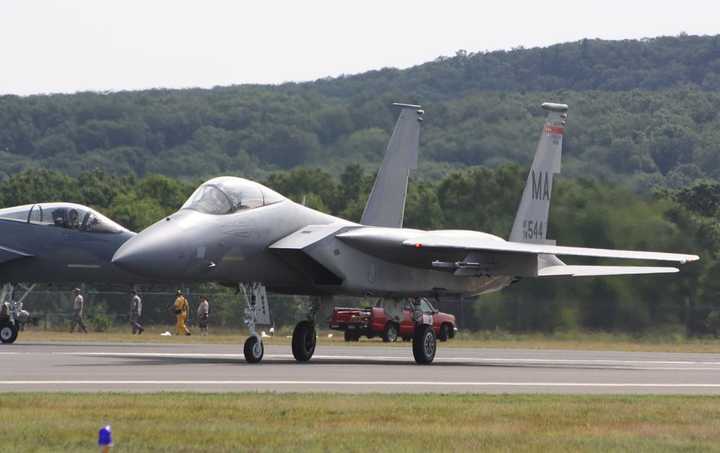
[112,197,512,297]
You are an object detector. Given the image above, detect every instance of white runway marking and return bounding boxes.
[1,380,720,388]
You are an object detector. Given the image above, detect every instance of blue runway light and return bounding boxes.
[98,425,113,447]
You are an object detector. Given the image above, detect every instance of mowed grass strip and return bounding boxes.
[16,327,720,353]
[0,393,719,452]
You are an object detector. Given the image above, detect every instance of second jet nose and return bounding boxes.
[112,216,191,278]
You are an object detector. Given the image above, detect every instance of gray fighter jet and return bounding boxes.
[0,202,140,343]
[112,102,699,365]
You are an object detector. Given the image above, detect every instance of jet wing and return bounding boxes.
[0,245,33,264]
[336,227,697,278]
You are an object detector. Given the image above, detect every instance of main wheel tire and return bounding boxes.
[292,321,317,362]
[0,323,18,344]
[382,323,398,343]
[412,324,436,364]
[243,335,264,363]
[438,324,450,342]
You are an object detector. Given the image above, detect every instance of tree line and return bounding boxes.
[0,36,719,192]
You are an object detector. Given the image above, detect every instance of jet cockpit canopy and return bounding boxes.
[0,203,128,234]
[181,177,285,215]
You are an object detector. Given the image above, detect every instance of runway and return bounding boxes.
[1,342,719,394]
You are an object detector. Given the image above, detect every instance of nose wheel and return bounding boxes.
[239,282,272,364]
[243,335,264,363]
[0,322,18,344]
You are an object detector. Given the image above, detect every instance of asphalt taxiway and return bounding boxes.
[1,342,719,394]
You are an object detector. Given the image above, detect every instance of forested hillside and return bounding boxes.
[2,34,720,334]
[1,35,719,189]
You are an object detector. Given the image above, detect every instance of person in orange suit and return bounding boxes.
[173,289,191,336]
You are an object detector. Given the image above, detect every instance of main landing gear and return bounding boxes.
[292,320,316,362]
[412,324,436,364]
[291,296,323,362]
[410,298,436,364]
[376,297,438,364]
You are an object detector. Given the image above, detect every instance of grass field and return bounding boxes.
[0,393,718,452]
[15,326,720,353]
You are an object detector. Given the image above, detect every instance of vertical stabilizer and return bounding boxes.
[509,102,568,244]
[360,103,424,228]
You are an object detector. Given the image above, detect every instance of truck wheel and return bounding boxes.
[412,325,436,364]
[0,323,18,344]
[344,330,359,342]
[438,324,450,342]
[382,323,398,343]
[292,321,316,362]
[243,336,264,363]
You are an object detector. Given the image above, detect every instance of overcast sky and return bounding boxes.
[1,0,718,95]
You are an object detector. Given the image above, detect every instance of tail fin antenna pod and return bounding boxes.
[360,103,423,228]
[509,102,568,244]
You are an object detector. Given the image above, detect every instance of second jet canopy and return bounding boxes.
[0,203,127,234]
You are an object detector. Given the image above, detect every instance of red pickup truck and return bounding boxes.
[329,299,456,343]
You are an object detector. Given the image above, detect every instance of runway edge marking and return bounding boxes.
[2,380,720,388]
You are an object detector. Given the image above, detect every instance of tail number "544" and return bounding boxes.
[522,220,545,241]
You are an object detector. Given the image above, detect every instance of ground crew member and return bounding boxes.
[130,290,144,335]
[174,290,191,336]
[70,288,88,334]
[197,297,209,336]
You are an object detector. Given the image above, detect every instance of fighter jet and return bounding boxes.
[112,102,698,365]
[0,202,140,343]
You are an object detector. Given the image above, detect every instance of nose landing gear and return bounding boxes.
[1,283,35,345]
[0,322,18,344]
[243,335,264,363]
[240,282,271,364]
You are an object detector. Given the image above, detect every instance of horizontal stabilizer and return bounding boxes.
[538,265,679,277]
[403,232,699,264]
[0,245,32,265]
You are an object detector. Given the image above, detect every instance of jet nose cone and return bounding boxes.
[112,217,190,278]
[111,238,145,270]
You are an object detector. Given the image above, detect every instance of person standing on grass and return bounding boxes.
[69,288,88,333]
[130,290,144,335]
[197,297,209,336]
[174,289,191,336]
